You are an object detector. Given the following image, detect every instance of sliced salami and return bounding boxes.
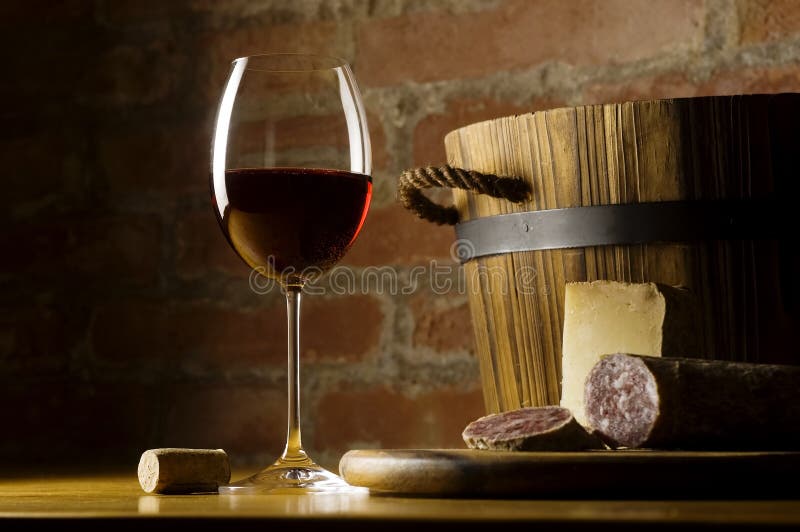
[584,354,800,450]
[462,406,603,451]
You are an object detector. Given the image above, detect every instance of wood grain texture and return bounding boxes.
[3,473,800,529]
[340,448,800,498]
[445,94,800,414]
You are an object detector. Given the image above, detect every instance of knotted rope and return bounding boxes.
[397,165,531,225]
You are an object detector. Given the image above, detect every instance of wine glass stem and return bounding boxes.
[281,285,309,464]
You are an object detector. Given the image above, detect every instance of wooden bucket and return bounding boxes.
[444,94,799,414]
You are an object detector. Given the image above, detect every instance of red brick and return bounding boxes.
[366,111,389,174]
[91,301,284,370]
[356,0,703,87]
[199,20,340,104]
[410,294,475,353]
[166,302,288,369]
[91,295,382,369]
[234,111,388,172]
[3,215,161,286]
[366,111,389,172]
[161,384,286,458]
[413,97,564,166]
[176,210,249,280]
[739,0,800,44]
[343,203,456,266]
[314,386,485,453]
[699,65,800,95]
[583,72,699,104]
[582,64,800,105]
[97,118,211,198]
[67,217,162,283]
[302,295,383,363]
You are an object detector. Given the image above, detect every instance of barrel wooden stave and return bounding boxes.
[446,95,798,414]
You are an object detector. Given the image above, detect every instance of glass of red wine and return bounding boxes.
[210,53,371,494]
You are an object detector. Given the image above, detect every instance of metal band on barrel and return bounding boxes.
[453,200,778,262]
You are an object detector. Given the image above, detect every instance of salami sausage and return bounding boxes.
[584,354,800,449]
[463,406,603,451]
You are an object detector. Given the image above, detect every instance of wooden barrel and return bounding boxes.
[445,94,799,414]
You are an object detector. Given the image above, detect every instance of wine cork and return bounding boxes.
[138,448,231,494]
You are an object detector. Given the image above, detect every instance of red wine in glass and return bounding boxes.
[219,167,372,285]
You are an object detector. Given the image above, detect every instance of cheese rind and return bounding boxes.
[560,281,699,426]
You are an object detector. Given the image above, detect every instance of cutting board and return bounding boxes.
[339,449,800,498]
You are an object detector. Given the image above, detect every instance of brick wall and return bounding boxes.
[2,0,799,470]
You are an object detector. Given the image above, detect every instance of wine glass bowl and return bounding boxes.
[210,53,371,493]
[212,53,372,287]
[222,166,371,287]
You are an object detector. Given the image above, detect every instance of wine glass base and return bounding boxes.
[220,459,367,495]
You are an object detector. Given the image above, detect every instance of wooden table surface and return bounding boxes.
[1,471,799,530]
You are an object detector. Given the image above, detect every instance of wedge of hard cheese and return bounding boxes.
[560,281,701,426]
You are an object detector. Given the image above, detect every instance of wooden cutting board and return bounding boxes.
[339,449,800,498]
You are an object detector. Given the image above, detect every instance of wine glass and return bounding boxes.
[210,53,371,494]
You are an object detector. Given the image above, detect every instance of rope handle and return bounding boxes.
[397,165,531,225]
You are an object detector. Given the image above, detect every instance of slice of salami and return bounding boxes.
[584,354,800,450]
[462,406,603,451]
